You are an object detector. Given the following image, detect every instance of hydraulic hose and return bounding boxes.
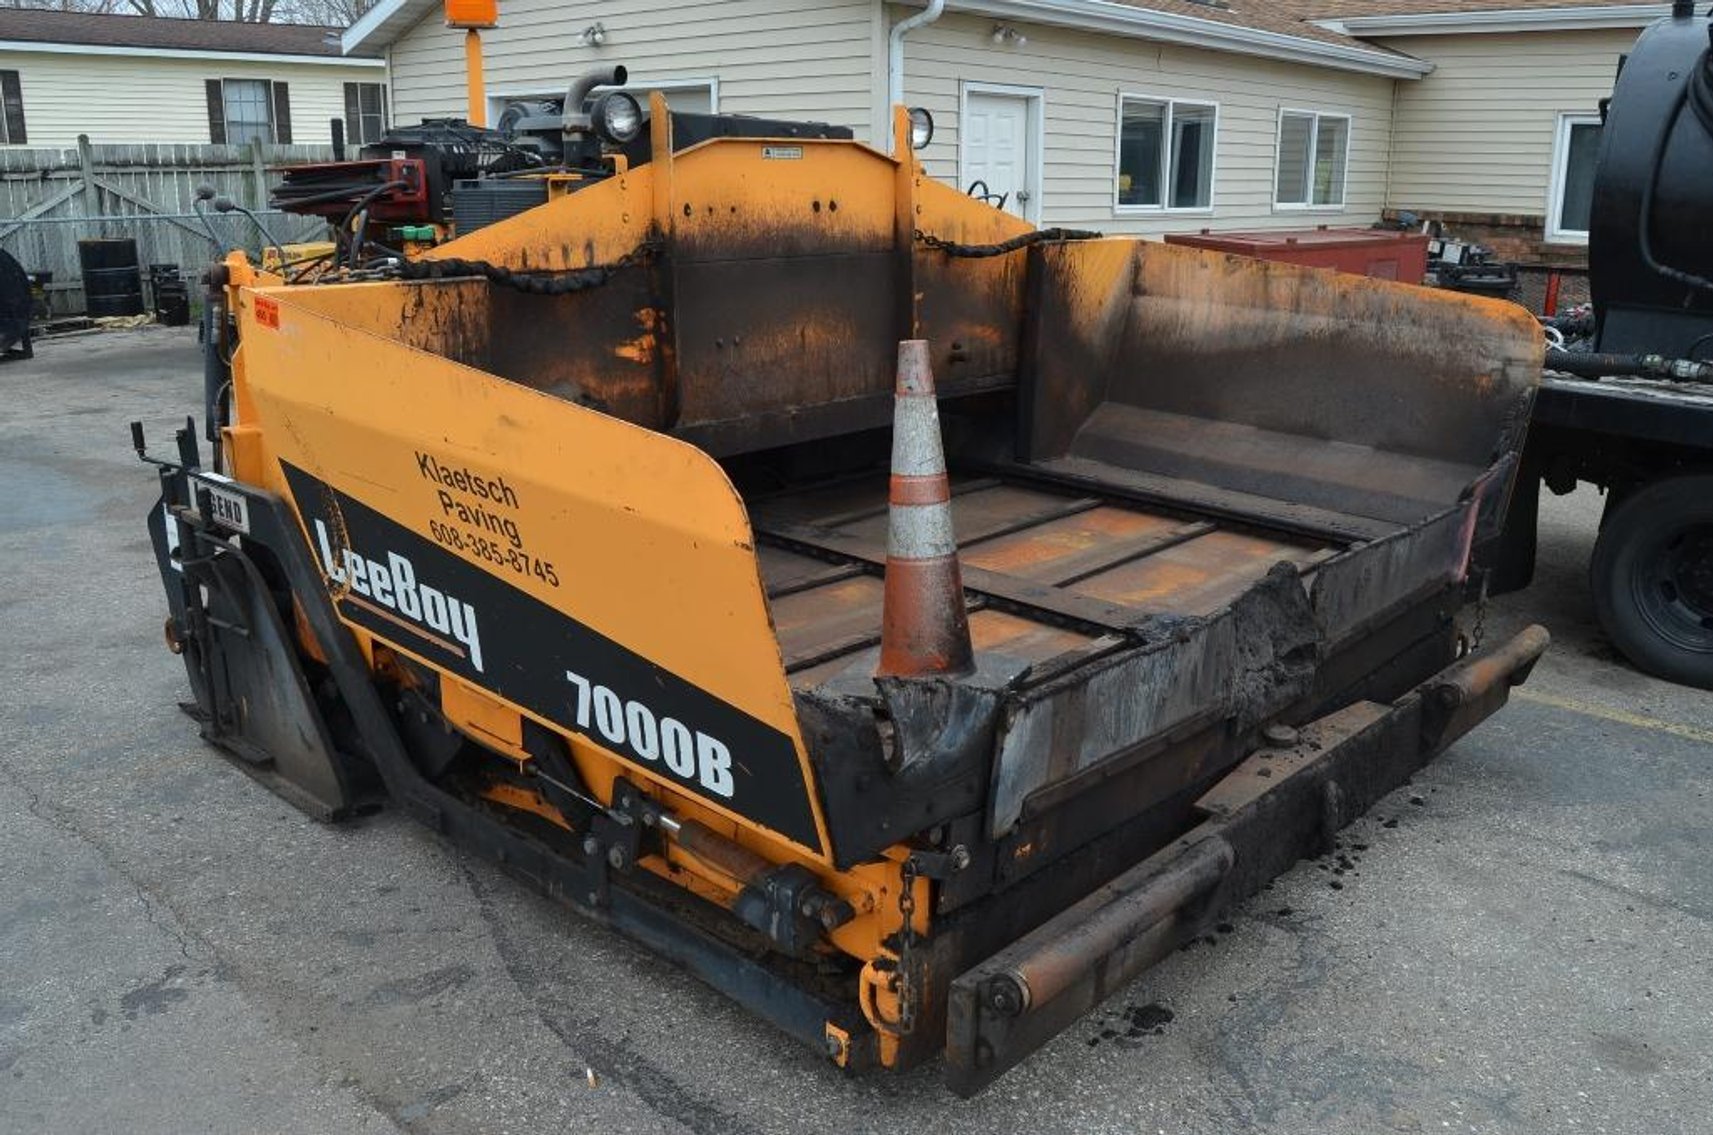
[1545,347,1713,383]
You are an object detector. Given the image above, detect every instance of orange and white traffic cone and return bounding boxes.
[877,339,974,678]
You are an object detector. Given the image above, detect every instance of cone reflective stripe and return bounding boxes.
[878,340,974,677]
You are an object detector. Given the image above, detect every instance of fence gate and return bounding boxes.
[0,134,334,316]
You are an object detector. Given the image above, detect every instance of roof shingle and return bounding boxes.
[1107,0,1660,46]
[0,9,376,58]
[1280,0,1661,19]
[1104,0,1380,47]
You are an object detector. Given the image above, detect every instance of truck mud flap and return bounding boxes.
[944,624,1549,1096]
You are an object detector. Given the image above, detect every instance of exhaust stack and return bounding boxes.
[561,64,629,135]
[877,340,974,678]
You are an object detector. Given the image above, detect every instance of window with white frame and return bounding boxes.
[1116,95,1215,210]
[222,79,275,146]
[344,82,389,146]
[1547,112,1602,243]
[1275,110,1349,208]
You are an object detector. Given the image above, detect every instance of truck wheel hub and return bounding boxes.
[1652,524,1713,643]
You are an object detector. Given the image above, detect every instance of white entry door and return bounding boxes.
[961,88,1039,221]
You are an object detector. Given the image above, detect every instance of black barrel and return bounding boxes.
[78,238,144,317]
[0,248,31,357]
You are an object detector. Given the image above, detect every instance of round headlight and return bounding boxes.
[908,106,934,151]
[593,91,644,144]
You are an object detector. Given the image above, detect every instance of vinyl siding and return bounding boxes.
[0,49,378,148]
[1378,29,1637,217]
[899,10,1398,234]
[387,0,882,141]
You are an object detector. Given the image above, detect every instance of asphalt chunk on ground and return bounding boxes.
[2,328,1709,1134]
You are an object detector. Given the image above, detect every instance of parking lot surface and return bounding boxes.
[2,327,1709,1134]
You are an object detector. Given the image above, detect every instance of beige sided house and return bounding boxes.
[1306,0,1668,268]
[347,0,1662,278]
[0,9,387,149]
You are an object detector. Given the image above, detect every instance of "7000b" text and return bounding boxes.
[564,669,735,798]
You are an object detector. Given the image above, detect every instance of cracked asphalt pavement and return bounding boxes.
[3,328,1710,1134]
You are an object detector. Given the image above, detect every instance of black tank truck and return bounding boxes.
[1494,1,1713,689]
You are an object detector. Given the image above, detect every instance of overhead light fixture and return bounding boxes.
[579,22,607,46]
[990,23,1027,47]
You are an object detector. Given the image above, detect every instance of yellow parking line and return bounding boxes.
[1514,687,1713,746]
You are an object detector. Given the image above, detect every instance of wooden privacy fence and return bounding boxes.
[0,135,335,314]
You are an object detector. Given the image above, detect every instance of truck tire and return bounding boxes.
[1590,474,1713,690]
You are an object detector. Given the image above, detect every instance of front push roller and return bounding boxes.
[945,624,1546,1094]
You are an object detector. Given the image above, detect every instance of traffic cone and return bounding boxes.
[877,340,974,678]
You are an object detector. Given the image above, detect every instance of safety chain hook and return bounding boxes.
[896,855,920,1035]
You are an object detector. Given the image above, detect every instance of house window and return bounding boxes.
[206,78,293,146]
[345,82,389,146]
[1548,113,1602,244]
[1115,95,1215,211]
[224,79,274,145]
[0,70,25,145]
[1275,109,1349,208]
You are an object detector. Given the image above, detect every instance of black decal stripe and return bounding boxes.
[280,462,822,853]
[342,591,467,659]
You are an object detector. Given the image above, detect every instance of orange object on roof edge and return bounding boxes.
[443,0,497,29]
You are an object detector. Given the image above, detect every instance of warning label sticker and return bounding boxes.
[254,295,280,329]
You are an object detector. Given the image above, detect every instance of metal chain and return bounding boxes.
[896,855,920,1035]
[913,226,1101,259]
[390,238,660,295]
[1471,590,1488,651]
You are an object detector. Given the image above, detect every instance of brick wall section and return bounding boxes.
[1384,208,1589,268]
[1382,208,1593,317]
